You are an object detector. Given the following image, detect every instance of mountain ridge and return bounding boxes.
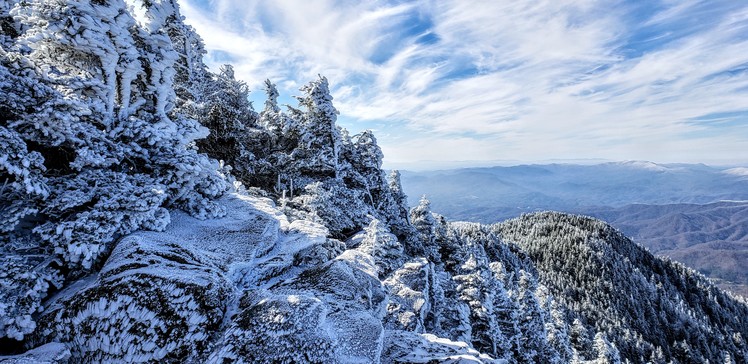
[400,163,748,297]
[1,1,746,363]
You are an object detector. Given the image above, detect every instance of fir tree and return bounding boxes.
[409,195,440,262]
[195,64,258,182]
[0,0,227,340]
[287,76,341,180]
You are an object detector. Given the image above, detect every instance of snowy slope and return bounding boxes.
[11,192,497,363]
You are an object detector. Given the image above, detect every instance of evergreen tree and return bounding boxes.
[287,76,341,180]
[259,79,282,132]
[292,180,370,238]
[537,286,574,363]
[516,270,553,363]
[594,332,622,364]
[357,219,404,277]
[488,262,523,361]
[570,318,593,359]
[195,64,257,182]
[409,196,440,262]
[0,0,227,340]
[352,130,385,202]
[453,253,512,360]
[137,0,208,110]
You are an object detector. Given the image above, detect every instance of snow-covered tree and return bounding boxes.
[287,76,341,179]
[141,0,210,108]
[453,253,512,360]
[593,332,622,364]
[488,262,522,360]
[357,219,404,277]
[409,196,440,261]
[292,180,370,238]
[259,78,282,132]
[386,170,411,220]
[0,0,227,340]
[515,270,553,363]
[537,285,574,363]
[195,64,257,182]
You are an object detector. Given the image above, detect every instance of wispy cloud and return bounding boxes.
[181,0,748,167]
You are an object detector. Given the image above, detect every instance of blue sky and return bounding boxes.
[178,0,748,168]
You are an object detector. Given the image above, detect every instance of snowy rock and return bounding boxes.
[24,192,287,362]
[209,245,388,363]
[382,331,504,364]
[0,342,71,364]
[30,234,231,363]
[208,289,338,363]
[383,258,434,332]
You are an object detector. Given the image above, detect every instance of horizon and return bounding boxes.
[174,0,748,166]
[384,158,748,171]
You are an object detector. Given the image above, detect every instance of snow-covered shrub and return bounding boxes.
[292,179,372,237]
[0,255,62,340]
[30,235,231,362]
[0,0,228,340]
[32,169,171,268]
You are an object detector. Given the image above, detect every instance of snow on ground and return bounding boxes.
[0,342,70,364]
[382,331,505,363]
[7,190,506,363]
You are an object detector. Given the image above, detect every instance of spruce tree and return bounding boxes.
[0,0,227,340]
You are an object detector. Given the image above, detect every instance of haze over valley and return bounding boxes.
[400,161,748,296]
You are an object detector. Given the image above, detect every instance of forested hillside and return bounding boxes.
[399,165,748,297]
[495,213,748,363]
[587,202,748,297]
[1,1,746,363]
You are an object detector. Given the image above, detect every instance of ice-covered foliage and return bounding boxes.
[204,75,415,240]
[0,0,227,340]
[351,219,405,277]
[291,179,372,237]
[0,254,62,341]
[382,170,413,237]
[288,76,341,178]
[409,196,440,261]
[194,64,258,183]
[495,212,748,363]
[30,235,231,362]
[0,342,70,363]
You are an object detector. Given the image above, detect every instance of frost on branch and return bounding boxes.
[0,255,62,341]
[0,0,227,340]
[29,235,231,362]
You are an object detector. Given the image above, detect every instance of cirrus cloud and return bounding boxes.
[180,0,748,168]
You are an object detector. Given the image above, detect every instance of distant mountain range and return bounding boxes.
[587,202,748,297]
[400,162,748,296]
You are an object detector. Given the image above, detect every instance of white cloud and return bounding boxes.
[181,0,748,168]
